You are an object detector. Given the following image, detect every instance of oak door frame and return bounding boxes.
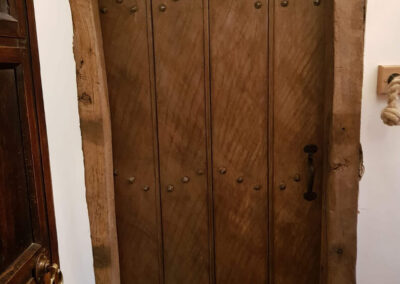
[321,0,366,283]
[69,0,121,283]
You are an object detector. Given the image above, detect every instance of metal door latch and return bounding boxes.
[303,144,318,201]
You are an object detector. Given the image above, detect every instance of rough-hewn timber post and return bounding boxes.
[69,0,120,283]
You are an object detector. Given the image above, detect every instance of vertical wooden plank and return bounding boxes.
[98,0,161,283]
[320,0,334,282]
[325,1,365,283]
[151,0,211,283]
[69,0,120,283]
[271,0,327,283]
[209,0,269,283]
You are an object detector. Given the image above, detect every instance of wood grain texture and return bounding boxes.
[271,0,327,283]
[0,48,41,284]
[25,0,59,263]
[210,1,269,283]
[99,0,162,282]
[0,0,26,38]
[96,1,365,283]
[324,0,365,283]
[69,1,120,283]
[0,16,58,281]
[0,67,33,273]
[152,0,211,282]
[0,244,42,284]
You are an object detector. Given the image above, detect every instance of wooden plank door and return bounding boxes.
[100,0,212,282]
[271,0,327,283]
[99,1,162,283]
[151,0,211,283]
[209,0,269,283]
[100,0,331,283]
[0,1,59,283]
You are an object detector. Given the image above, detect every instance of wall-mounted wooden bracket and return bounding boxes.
[377,65,400,95]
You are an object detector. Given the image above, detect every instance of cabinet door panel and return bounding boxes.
[0,45,56,284]
[152,0,210,283]
[99,1,160,283]
[210,0,269,283]
[272,1,327,283]
[0,66,33,273]
[0,0,26,37]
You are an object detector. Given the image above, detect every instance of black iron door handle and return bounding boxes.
[303,144,318,201]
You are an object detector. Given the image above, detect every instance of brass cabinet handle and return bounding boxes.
[303,144,318,201]
[48,263,63,284]
[35,254,64,284]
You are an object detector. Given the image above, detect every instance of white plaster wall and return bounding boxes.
[358,1,400,283]
[33,0,95,283]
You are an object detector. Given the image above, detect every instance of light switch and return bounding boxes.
[377,65,400,95]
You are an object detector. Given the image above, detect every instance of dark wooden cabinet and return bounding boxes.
[0,0,26,37]
[0,1,59,283]
[100,0,332,283]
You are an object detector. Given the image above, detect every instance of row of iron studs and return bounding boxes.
[99,0,322,14]
[115,168,266,193]
[117,172,304,192]
[104,0,316,192]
